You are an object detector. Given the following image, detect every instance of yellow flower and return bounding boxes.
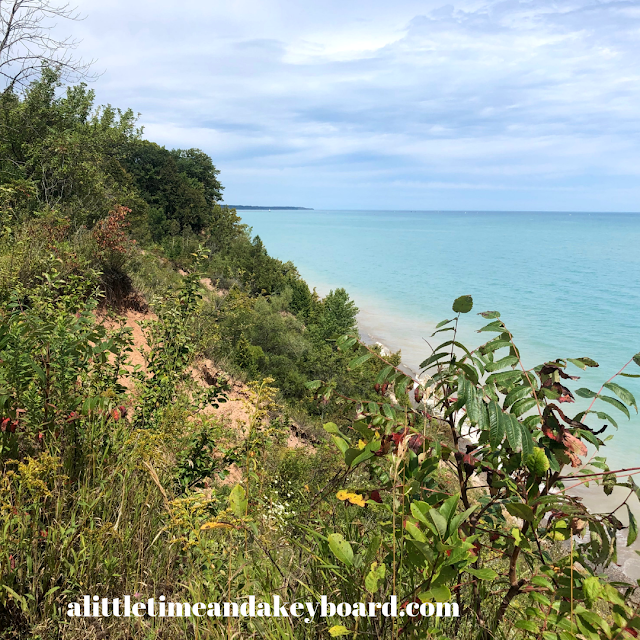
[358,439,366,450]
[336,490,350,501]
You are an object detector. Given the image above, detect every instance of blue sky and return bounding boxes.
[73,0,640,210]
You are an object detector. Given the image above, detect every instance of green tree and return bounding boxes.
[0,69,139,224]
[170,148,223,206]
[309,287,358,342]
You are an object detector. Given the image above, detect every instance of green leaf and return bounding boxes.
[30,361,46,384]
[579,610,611,636]
[511,397,537,417]
[575,388,597,398]
[478,320,506,333]
[1,585,27,612]
[328,533,354,566]
[488,370,522,388]
[419,352,448,369]
[434,586,454,601]
[405,521,427,543]
[488,401,504,449]
[439,494,460,523]
[467,567,498,580]
[381,404,395,420]
[432,327,455,336]
[410,501,431,526]
[457,373,469,401]
[335,333,356,347]
[531,576,554,589]
[627,505,638,547]
[449,505,478,534]
[365,562,386,593]
[323,422,341,434]
[485,355,519,372]
[568,357,599,369]
[466,387,480,425]
[345,446,374,467]
[582,576,602,608]
[332,436,349,454]
[504,385,535,409]
[523,414,541,429]
[599,395,631,419]
[348,353,372,370]
[458,362,479,385]
[632,352,640,367]
[452,295,473,313]
[228,484,247,517]
[520,422,535,459]
[595,411,619,429]
[429,509,448,538]
[503,412,522,452]
[395,375,412,396]
[482,340,512,354]
[477,401,489,432]
[434,340,472,356]
[305,379,322,390]
[506,502,534,523]
[603,382,637,412]
[436,318,454,328]
[329,625,351,637]
[515,620,539,633]
[375,365,394,385]
[479,310,501,319]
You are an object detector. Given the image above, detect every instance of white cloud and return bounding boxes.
[63,0,640,210]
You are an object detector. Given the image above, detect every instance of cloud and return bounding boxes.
[69,0,640,210]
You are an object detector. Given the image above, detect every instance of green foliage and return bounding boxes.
[305,295,640,639]
[0,69,140,226]
[122,139,222,242]
[0,269,130,470]
[133,248,227,429]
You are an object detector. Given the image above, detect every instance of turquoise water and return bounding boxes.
[240,210,640,470]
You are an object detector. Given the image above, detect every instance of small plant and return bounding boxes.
[92,204,133,272]
[132,246,228,430]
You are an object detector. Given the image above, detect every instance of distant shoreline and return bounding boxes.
[225,205,314,210]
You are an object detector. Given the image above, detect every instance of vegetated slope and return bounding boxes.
[1,70,639,640]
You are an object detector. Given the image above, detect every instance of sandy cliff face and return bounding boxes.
[99,303,315,464]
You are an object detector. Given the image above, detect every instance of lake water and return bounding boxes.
[240,209,640,471]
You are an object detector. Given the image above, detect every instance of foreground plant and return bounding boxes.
[307,295,640,640]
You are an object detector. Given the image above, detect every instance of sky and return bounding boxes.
[65,0,640,210]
